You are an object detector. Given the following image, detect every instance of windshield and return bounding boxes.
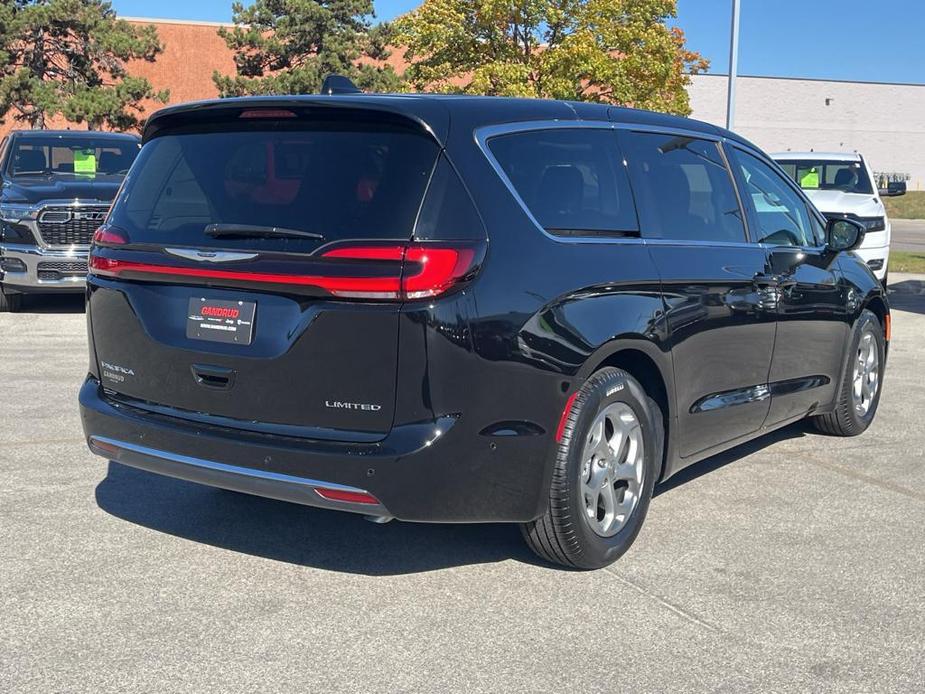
[107,125,440,253]
[7,136,140,178]
[777,159,873,195]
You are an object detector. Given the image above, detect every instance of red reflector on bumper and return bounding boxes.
[314,487,380,505]
[88,436,120,457]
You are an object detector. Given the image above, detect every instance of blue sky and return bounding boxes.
[111,0,925,84]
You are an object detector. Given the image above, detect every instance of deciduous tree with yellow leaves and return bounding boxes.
[394,0,708,114]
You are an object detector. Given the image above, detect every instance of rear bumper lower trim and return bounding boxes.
[88,434,392,518]
[80,376,547,522]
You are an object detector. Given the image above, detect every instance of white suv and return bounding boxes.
[771,152,905,285]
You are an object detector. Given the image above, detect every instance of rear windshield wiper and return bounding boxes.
[204,224,325,241]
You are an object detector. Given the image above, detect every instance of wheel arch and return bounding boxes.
[577,339,674,481]
[828,296,888,417]
[863,294,889,333]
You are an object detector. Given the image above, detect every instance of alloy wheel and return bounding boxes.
[852,328,880,416]
[579,402,645,537]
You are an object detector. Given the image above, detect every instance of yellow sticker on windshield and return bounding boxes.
[74,149,96,175]
[799,168,819,189]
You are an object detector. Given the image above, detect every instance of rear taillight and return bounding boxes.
[403,247,477,299]
[321,243,480,300]
[92,227,127,245]
[89,241,483,301]
[88,255,404,298]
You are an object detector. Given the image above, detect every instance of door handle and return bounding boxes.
[191,363,235,390]
[753,273,796,290]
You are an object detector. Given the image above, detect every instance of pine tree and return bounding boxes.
[213,0,403,97]
[0,0,168,130]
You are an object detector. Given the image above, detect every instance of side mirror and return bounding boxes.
[826,216,866,252]
[879,181,906,197]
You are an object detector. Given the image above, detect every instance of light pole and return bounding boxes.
[726,0,741,131]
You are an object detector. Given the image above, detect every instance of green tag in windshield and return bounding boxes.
[74,148,96,175]
[799,167,819,189]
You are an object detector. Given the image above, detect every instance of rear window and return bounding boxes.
[108,124,440,252]
[487,128,638,237]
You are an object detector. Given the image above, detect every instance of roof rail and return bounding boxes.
[321,74,362,95]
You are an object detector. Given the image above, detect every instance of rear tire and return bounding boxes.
[812,309,884,436]
[0,286,22,313]
[521,367,661,570]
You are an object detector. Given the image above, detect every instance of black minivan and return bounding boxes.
[80,89,888,569]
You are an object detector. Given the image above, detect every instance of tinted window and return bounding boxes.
[487,129,638,236]
[777,159,873,194]
[414,155,486,240]
[732,149,824,247]
[7,136,139,177]
[619,132,745,243]
[108,125,439,252]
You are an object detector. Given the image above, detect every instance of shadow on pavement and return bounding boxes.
[96,421,817,574]
[95,461,540,575]
[887,279,925,315]
[655,421,810,496]
[17,293,85,314]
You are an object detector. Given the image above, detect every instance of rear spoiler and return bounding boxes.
[142,94,450,146]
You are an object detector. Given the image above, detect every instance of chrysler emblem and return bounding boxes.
[165,248,259,263]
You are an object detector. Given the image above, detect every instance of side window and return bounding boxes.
[730,149,824,247]
[415,154,486,240]
[619,131,746,243]
[487,128,638,237]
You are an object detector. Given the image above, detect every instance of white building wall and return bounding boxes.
[687,74,925,190]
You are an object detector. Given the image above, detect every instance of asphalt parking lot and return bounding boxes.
[892,219,925,252]
[1,277,923,693]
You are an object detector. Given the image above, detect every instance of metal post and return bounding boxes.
[726,0,741,131]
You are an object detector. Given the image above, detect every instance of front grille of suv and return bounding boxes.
[37,207,108,246]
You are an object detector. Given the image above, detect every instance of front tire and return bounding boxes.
[521,367,661,569]
[0,286,22,313]
[813,309,885,436]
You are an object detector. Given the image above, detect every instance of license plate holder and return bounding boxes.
[187,297,256,345]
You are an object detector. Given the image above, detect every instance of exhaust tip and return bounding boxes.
[363,515,393,524]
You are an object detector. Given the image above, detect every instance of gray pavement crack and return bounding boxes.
[803,457,925,503]
[603,567,721,633]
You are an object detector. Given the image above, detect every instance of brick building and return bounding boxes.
[0,17,236,138]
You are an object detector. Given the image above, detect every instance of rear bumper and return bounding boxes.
[88,434,393,518]
[0,243,88,292]
[79,378,551,522]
